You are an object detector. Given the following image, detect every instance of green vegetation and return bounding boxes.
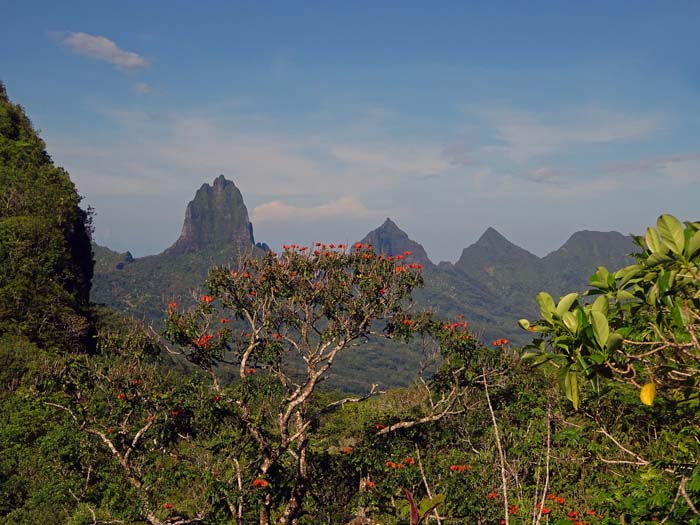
[0,81,93,352]
[2,82,699,524]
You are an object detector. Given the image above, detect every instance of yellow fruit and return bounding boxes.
[640,382,656,406]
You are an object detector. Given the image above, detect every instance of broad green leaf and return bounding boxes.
[536,292,556,320]
[616,290,636,301]
[687,230,700,259]
[419,494,445,519]
[606,332,623,353]
[645,252,673,267]
[590,311,610,349]
[521,350,550,366]
[589,266,610,289]
[645,227,663,254]
[564,370,580,409]
[592,295,608,316]
[671,301,687,328]
[657,214,685,255]
[518,318,531,330]
[562,311,578,334]
[556,292,579,318]
[657,270,671,294]
[647,283,659,305]
[615,264,642,287]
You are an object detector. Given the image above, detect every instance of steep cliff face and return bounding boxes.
[357,218,434,267]
[167,175,254,254]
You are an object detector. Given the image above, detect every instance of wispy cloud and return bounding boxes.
[523,166,570,185]
[605,152,700,175]
[58,32,148,70]
[133,82,152,95]
[471,106,661,164]
[331,144,449,175]
[253,196,377,223]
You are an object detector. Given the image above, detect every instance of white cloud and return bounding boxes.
[605,152,700,175]
[472,106,660,164]
[331,144,449,175]
[133,82,152,95]
[59,32,148,70]
[253,196,377,223]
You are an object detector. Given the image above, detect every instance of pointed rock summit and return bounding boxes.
[167,175,254,254]
[456,227,540,271]
[358,218,434,267]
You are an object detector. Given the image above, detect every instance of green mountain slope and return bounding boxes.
[0,82,94,351]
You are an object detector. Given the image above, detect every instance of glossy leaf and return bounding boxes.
[657,214,685,255]
[536,292,556,320]
[591,295,608,316]
[562,311,578,334]
[590,311,609,350]
[645,226,663,254]
[606,332,623,353]
[687,229,700,258]
[556,292,579,318]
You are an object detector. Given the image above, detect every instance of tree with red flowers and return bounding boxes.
[164,245,437,524]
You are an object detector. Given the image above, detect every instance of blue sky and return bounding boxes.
[3,1,700,261]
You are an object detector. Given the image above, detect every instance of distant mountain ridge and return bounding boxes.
[92,175,638,390]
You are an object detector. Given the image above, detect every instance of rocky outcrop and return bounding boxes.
[167,175,254,254]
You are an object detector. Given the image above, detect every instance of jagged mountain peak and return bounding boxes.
[166,175,255,254]
[460,227,539,263]
[358,218,434,267]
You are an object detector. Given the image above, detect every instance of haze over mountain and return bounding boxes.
[92,175,638,389]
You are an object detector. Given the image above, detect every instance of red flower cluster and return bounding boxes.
[402,319,414,326]
[354,243,372,250]
[509,504,519,515]
[492,338,509,347]
[367,481,376,488]
[132,378,142,385]
[116,393,127,400]
[374,423,386,431]
[168,301,177,309]
[212,395,221,401]
[193,334,214,349]
[486,492,499,500]
[252,478,269,488]
[403,251,412,256]
[444,321,468,331]
[169,409,181,417]
[341,447,353,454]
[449,464,471,473]
[163,503,173,509]
[386,457,414,468]
[245,367,256,374]
[200,295,214,303]
[220,318,230,324]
